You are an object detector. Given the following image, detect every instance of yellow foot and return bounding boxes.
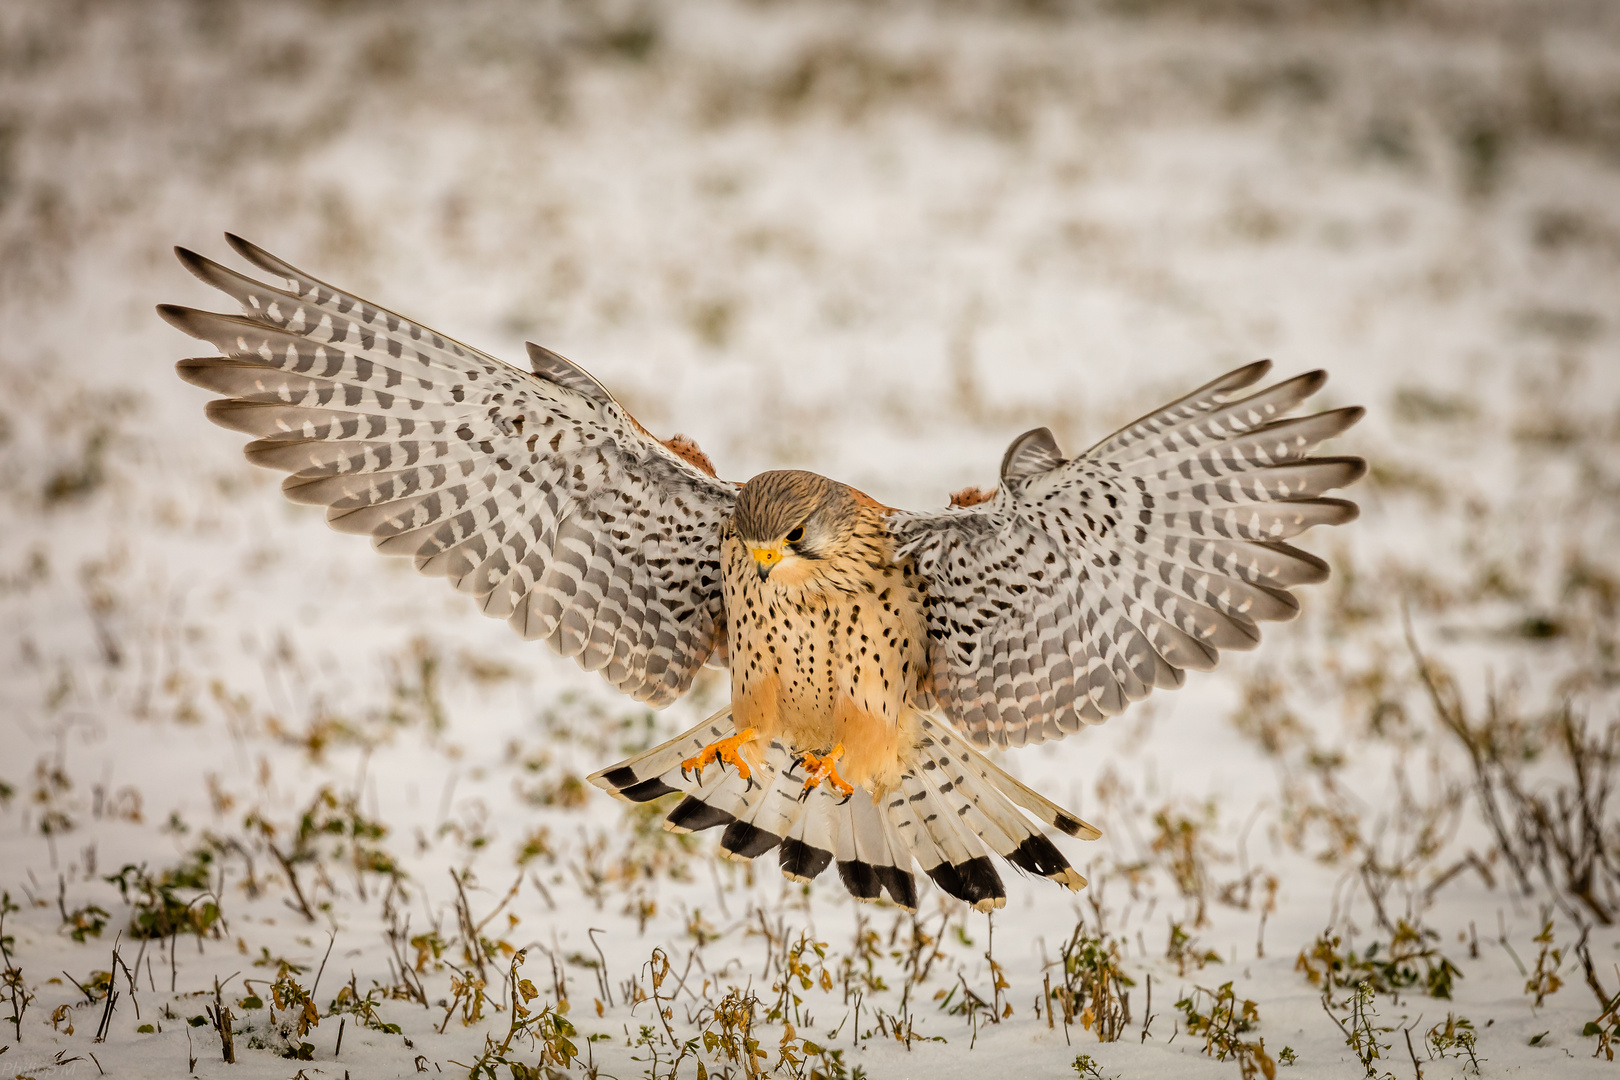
[796,744,855,799]
[681,727,757,782]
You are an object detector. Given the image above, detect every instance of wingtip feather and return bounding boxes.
[224,232,269,266]
[173,245,216,282]
[156,303,203,335]
[174,357,220,389]
[1233,358,1274,385]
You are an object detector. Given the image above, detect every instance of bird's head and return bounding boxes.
[733,470,857,583]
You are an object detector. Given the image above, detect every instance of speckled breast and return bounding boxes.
[719,525,929,786]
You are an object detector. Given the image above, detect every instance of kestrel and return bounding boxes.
[163,237,1365,912]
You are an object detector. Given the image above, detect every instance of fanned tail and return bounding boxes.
[587,713,1099,912]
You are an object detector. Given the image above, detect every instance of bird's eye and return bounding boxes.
[785,526,805,544]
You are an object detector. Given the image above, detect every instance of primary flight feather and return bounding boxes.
[163,236,1364,911]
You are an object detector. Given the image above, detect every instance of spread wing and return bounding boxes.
[889,361,1364,749]
[161,235,735,706]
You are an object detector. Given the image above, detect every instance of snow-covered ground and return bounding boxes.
[3,1,1620,1076]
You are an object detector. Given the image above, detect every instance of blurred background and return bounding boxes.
[2,0,1619,1075]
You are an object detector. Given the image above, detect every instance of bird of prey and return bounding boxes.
[162,237,1364,913]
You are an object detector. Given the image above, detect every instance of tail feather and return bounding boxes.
[841,793,916,911]
[876,811,921,911]
[832,800,878,900]
[898,773,1006,911]
[739,750,816,840]
[586,710,1098,909]
[718,746,815,861]
[587,707,734,802]
[780,803,836,882]
[926,722,1102,840]
[881,787,945,879]
[915,724,1089,892]
[915,736,1023,857]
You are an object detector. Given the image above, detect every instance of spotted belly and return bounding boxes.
[721,535,927,791]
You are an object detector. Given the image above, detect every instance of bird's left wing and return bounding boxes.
[161,236,735,706]
[888,361,1364,749]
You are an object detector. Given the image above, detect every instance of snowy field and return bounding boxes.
[3,1,1620,1077]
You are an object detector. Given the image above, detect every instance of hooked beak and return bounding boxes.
[749,545,782,581]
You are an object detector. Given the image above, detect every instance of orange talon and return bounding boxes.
[681,727,757,782]
[797,744,855,798]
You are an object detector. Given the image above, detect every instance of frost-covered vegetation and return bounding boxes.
[2,1,1619,1076]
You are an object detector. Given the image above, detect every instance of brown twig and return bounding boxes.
[311,930,336,998]
[383,912,430,1008]
[526,871,555,912]
[473,874,524,937]
[1404,1023,1424,1079]
[110,934,140,1020]
[450,870,489,985]
[62,970,97,1005]
[587,928,613,1008]
[93,987,118,1042]
[267,841,316,923]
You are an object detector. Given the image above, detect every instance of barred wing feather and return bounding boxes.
[162,236,735,706]
[891,361,1364,749]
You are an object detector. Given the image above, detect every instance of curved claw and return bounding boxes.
[797,744,854,800]
[680,727,758,783]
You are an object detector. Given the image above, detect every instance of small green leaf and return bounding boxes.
[1529,1031,1550,1046]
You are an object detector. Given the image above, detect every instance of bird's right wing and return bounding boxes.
[161,236,735,706]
